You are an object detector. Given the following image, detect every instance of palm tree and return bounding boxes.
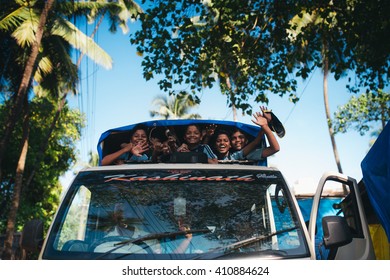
[0,0,114,180]
[25,0,142,189]
[288,9,344,175]
[0,0,56,259]
[0,0,139,259]
[322,44,343,174]
[150,92,202,119]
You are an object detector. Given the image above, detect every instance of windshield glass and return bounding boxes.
[43,168,309,259]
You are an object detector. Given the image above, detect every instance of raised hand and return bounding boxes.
[260,106,272,124]
[131,141,149,156]
[151,140,164,153]
[120,142,133,152]
[252,111,268,127]
[167,136,178,151]
[204,124,217,137]
[177,143,190,152]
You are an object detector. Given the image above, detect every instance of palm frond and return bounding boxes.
[116,0,143,34]
[58,1,118,18]
[11,14,39,47]
[150,92,201,119]
[0,6,31,31]
[51,18,113,69]
[34,56,53,83]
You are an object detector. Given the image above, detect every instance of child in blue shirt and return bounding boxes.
[176,124,218,164]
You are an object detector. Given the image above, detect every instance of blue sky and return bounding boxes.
[63,18,375,194]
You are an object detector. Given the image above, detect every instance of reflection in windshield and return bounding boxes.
[46,169,309,259]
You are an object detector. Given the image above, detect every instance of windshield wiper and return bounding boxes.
[193,226,298,260]
[95,228,210,260]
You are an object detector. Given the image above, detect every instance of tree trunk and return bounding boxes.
[232,103,238,122]
[225,75,238,121]
[1,0,55,259]
[380,101,386,131]
[2,97,30,260]
[323,57,343,174]
[0,0,55,183]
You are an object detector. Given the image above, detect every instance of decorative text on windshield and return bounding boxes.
[104,173,256,183]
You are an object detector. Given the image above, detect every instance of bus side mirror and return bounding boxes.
[322,216,353,249]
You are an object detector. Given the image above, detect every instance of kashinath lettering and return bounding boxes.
[104,174,255,182]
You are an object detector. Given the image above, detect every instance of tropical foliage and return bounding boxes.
[131,0,390,115]
[150,92,201,119]
[132,0,301,115]
[0,0,141,259]
[0,97,84,233]
[333,91,390,137]
[0,0,389,259]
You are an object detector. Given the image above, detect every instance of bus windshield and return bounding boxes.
[43,168,309,260]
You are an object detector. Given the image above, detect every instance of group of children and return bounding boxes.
[101,107,280,166]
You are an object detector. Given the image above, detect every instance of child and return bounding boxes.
[150,134,178,163]
[101,124,150,165]
[215,112,276,161]
[177,124,218,164]
[230,110,280,162]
